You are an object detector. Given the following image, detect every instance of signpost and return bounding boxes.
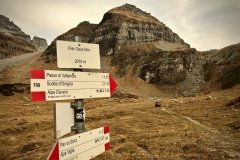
[31,39,117,160]
[56,40,100,69]
[48,126,110,160]
[30,70,117,101]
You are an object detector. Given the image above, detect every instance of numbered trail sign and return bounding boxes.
[30,70,117,102]
[48,126,110,160]
[57,40,100,69]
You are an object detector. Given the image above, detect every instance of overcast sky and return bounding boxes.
[0,0,240,51]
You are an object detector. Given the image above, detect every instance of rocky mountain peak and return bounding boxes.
[0,15,21,31]
[40,4,239,96]
[77,21,91,27]
[109,3,150,17]
[108,3,160,25]
[31,36,48,51]
[112,3,138,11]
[43,4,190,58]
[94,3,189,55]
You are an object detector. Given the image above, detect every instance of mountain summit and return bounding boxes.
[94,3,189,55]
[42,4,239,96]
[43,3,189,58]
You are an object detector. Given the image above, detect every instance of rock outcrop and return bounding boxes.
[0,15,31,42]
[110,40,200,96]
[0,15,48,59]
[0,32,36,59]
[201,43,240,90]
[31,36,48,51]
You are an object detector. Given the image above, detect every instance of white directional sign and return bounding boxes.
[30,70,117,102]
[48,126,110,160]
[56,40,100,69]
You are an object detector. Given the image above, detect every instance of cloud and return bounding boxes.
[168,0,240,50]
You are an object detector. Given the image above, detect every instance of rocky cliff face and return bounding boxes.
[110,40,200,96]
[0,15,48,59]
[31,36,48,51]
[42,4,189,58]
[0,32,36,59]
[40,4,198,96]
[41,4,240,96]
[94,4,189,55]
[201,43,240,90]
[0,15,31,42]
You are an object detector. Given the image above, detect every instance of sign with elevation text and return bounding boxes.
[30,69,117,102]
[56,40,100,69]
[48,126,110,160]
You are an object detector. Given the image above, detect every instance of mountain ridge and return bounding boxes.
[41,4,239,96]
[43,3,189,58]
[0,15,48,59]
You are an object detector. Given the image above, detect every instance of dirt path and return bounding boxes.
[0,52,41,73]
[0,52,42,84]
[160,107,240,159]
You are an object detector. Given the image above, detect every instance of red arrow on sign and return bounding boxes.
[109,75,117,96]
[48,142,59,160]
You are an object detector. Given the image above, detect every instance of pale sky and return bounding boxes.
[0,0,240,51]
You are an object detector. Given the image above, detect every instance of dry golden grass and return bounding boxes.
[1,49,239,160]
[0,85,239,159]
